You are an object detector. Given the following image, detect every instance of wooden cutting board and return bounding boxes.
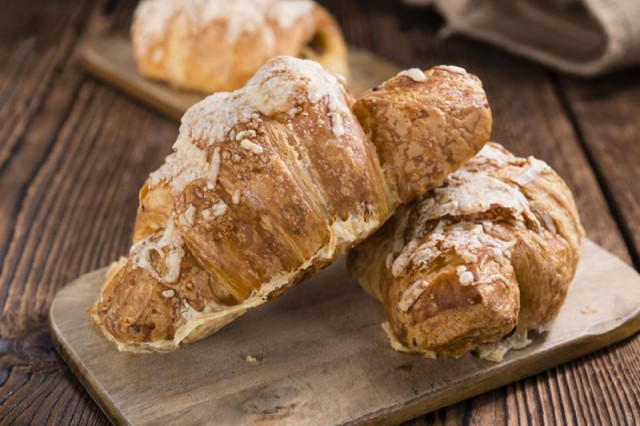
[79,36,403,121]
[49,239,640,425]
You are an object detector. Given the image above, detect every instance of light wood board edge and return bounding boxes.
[48,240,640,426]
[358,306,640,425]
[79,43,190,121]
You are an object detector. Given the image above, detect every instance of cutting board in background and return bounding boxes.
[50,240,640,425]
[79,36,403,121]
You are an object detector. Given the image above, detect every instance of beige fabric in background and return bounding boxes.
[403,0,640,76]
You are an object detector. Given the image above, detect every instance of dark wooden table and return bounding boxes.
[1,0,639,424]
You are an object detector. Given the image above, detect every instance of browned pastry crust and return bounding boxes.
[354,66,491,202]
[131,0,349,93]
[91,58,491,352]
[348,143,584,361]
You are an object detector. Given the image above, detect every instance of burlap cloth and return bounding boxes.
[403,0,640,76]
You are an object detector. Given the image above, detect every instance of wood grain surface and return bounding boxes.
[49,240,640,425]
[1,0,639,424]
[559,72,640,269]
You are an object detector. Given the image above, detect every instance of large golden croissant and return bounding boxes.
[91,57,492,352]
[132,0,348,93]
[348,143,584,361]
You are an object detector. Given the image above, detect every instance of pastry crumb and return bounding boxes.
[240,139,264,154]
[476,329,531,362]
[581,305,598,315]
[458,270,474,286]
[381,322,412,353]
[381,322,436,358]
[232,189,241,204]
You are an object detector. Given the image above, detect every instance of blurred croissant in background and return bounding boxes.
[91,56,492,352]
[132,0,349,92]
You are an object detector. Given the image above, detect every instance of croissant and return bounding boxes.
[91,57,492,352]
[132,0,348,93]
[348,143,584,361]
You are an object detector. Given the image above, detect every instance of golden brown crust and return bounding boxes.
[131,0,349,93]
[353,66,492,203]
[348,143,584,359]
[91,58,491,352]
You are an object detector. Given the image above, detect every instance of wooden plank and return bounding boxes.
[49,240,640,425]
[559,71,640,268]
[0,0,94,281]
[553,69,640,425]
[0,80,173,426]
[0,0,138,424]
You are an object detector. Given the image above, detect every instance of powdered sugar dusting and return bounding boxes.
[149,140,221,193]
[152,56,351,197]
[436,65,467,74]
[511,157,551,186]
[398,279,430,312]
[269,0,314,28]
[392,222,517,278]
[416,172,540,230]
[131,218,185,283]
[390,144,546,279]
[397,68,426,82]
[132,0,181,59]
[240,139,264,154]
